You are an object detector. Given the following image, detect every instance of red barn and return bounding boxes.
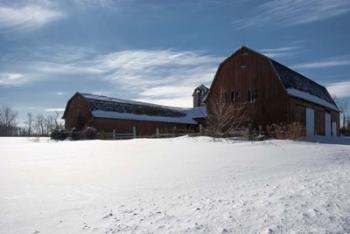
[62,92,207,136]
[206,46,340,136]
[63,46,340,137]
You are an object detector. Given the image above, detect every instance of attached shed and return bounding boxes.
[62,92,207,136]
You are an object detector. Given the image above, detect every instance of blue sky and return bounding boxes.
[0,0,350,123]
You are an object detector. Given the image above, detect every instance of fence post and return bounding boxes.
[113,129,116,139]
[133,126,136,138]
[156,127,159,138]
[173,126,176,137]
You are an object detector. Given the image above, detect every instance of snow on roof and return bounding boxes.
[241,47,339,112]
[91,110,199,124]
[287,88,339,111]
[80,93,207,124]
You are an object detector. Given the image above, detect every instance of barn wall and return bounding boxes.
[289,97,340,136]
[91,118,195,136]
[206,47,289,128]
[64,94,93,130]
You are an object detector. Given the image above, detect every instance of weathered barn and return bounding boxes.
[206,46,340,136]
[62,92,207,136]
[63,46,339,137]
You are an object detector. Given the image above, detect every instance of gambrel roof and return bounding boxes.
[269,59,338,111]
[207,46,339,112]
[68,93,207,124]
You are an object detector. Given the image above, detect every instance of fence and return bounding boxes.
[96,125,204,140]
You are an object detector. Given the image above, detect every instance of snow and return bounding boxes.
[82,92,207,124]
[91,106,206,124]
[287,88,339,111]
[1,137,350,233]
[92,110,198,124]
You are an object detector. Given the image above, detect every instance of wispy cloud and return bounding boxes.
[1,46,221,107]
[44,108,64,112]
[260,46,301,59]
[234,0,350,28]
[327,81,350,98]
[0,1,64,31]
[72,0,118,8]
[293,55,350,69]
[0,73,28,86]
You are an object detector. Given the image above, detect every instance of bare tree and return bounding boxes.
[35,114,45,136]
[53,111,64,129]
[24,112,34,136]
[206,89,249,137]
[44,115,56,135]
[0,106,18,136]
[333,95,348,128]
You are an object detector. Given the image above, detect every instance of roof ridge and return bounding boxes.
[79,92,195,112]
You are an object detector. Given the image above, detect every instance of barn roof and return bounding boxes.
[243,46,339,111]
[79,93,207,124]
[269,59,338,111]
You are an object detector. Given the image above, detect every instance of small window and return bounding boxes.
[248,89,257,103]
[240,65,248,69]
[231,91,239,103]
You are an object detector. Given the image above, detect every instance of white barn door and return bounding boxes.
[306,108,315,136]
[332,122,337,136]
[325,113,331,136]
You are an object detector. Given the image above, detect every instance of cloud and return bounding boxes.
[234,0,350,28]
[260,46,300,59]
[3,46,221,107]
[44,108,64,112]
[0,2,64,31]
[327,81,350,98]
[0,73,28,86]
[72,0,117,8]
[293,55,350,69]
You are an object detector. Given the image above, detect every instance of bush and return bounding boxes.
[69,128,80,140]
[266,122,304,140]
[79,126,97,139]
[50,129,69,140]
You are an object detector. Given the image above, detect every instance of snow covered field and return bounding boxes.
[1,137,350,234]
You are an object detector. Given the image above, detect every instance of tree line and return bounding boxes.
[0,106,64,136]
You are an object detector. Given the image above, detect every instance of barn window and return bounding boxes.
[248,89,257,103]
[231,91,239,103]
[240,65,248,69]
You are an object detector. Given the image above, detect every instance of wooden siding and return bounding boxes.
[206,47,289,128]
[64,94,93,130]
[289,97,340,136]
[63,94,196,135]
[92,118,193,136]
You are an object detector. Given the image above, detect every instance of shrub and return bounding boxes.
[50,129,69,140]
[266,122,304,140]
[79,126,97,139]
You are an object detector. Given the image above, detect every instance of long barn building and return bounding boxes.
[62,92,207,136]
[63,46,340,137]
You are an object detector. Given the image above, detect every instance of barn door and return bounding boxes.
[325,113,331,136]
[306,108,315,136]
[332,122,337,136]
